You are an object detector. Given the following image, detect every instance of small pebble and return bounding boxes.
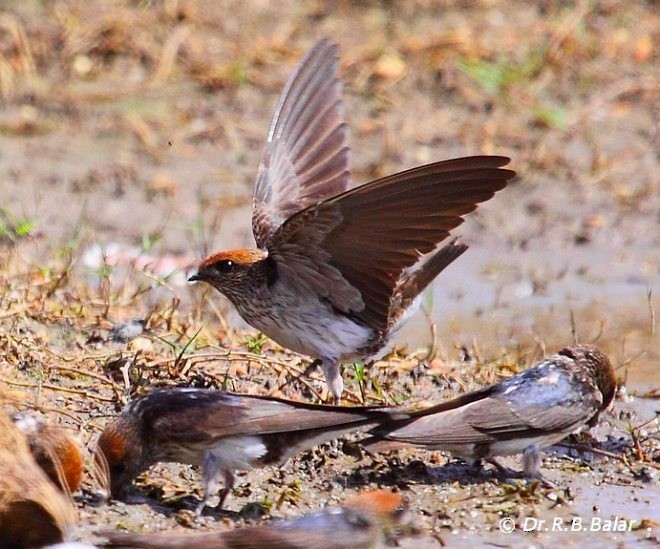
[109,319,145,342]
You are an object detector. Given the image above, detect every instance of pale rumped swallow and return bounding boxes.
[0,412,76,548]
[99,490,406,548]
[13,412,84,494]
[95,388,408,513]
[188,38,514,404]
[364,345,616,480]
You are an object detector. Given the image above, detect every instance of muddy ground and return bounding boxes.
[0,1,658,547]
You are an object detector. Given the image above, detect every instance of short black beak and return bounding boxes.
[188,273,200,282]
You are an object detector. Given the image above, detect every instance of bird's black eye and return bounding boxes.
[214,260,234,273]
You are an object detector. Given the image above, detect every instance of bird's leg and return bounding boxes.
[468,458,486,474]
[522,445,542,477]
[320,358,343,405]
[522,445,555,488]
[197,452,219,517]
[489,456,549,485]
[487,457,514,477]
[489,449,555,488]
[216,470,235,510]
[469,457,511,481]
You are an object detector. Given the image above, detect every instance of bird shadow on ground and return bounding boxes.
[344,441,623,491]
[343,455,511,490]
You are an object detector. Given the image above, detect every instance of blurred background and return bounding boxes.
[0,0,657,389]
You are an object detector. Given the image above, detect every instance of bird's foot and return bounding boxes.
[194,490,227,518]
[320,359,343,405]
[194,500,207,518]
[530,473,556,489]
[487,458,515,477]
[487,458,556,489]
[215,487,229,511]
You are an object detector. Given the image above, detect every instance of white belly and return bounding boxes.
[209,436,267,470]
[440,432,572,461]
[250,299,372,361]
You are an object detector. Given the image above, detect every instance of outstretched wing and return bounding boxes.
[268,156,515,332]
[252,39,350,248]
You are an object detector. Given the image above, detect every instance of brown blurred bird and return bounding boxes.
[13,412,84,495]
[95,388,408,513]
[188,39,515,404]
[100,490,406,548]
[0,412,76,548]
[364,345,616,479]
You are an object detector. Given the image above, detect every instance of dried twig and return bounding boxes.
[0,379,114,403]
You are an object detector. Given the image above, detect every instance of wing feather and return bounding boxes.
[373,361,602,446]
[252,39,350,248]
[269,157,515,329]
[147,390,396,445]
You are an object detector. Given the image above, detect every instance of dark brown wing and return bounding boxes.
[145,390,396,444]
[252,39,350,248]
[268,156,515,331]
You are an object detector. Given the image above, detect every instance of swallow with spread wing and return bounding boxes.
[189,38,515,404]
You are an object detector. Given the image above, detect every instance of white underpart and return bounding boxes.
[486,434,569,459]
[239,279,372,362]
[436,429,581,477]
[209,435,268,470]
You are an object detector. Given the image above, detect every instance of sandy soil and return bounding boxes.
[0,1,658,547]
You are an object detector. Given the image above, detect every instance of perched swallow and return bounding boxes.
[95,388,407,513]
[188,38,515,404]
[100,490,406,548]
[13,412,84,494]
[364,345,616,479]
[0,412,76,548]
